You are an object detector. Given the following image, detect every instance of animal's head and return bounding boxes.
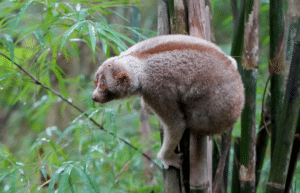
[92,57,131,104]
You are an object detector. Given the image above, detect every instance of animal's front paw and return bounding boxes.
[157,152,183,169]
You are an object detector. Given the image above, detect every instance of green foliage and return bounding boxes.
[1,0,298,192]
[0,0,160,192]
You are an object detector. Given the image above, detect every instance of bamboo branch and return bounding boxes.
[0,52,162,171]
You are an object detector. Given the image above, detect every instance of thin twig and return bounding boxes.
[0,52,162,171]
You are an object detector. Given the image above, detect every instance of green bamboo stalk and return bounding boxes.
[230,1,246,192]
[284,13,300,193]
[231,137,241,193]
[269,0,286,158]
[212,128,233,193]
[213,137,221,181]
[238,0,259,192]
[265,41,300,193]
[239,69,257,193]
[255,94,271,189]
[231,0,246,75]
[284,109,300,193]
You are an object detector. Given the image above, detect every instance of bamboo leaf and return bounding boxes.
[85,169,99,190]
[100,38,110,58]
[117,104,122,113]
[40,166,47,180]
[78,8,88,21]
[57,165,72,192]
[15,0,33,27]
[126,101,131,112]
[50,65,67,97]
[74,166,96,193]
[33,31,44,48]
[75,3,81,12]
[49,140,58,152]
[48,166,66,193]
[0,17,9,27]
[9,169,17,193]
[0,72,13,83]
[110,30,136,45]
[88,23,96,52]
[123,26,149,40]
[12,83,30,105]
[105,109,112,130]
[3,34,14,65]
[64,3,76,13]
[61,22,83,50]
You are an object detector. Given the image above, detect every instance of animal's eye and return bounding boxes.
[94,80,98,87]
[100,83,106,90]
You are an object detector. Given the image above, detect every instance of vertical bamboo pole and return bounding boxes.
[187,1,212,192]
[255,94,271,189]
[285,109,300,193]
[171,1,190,192]
[269,0,286,158]
[265,40,300,193]
[239,0,260,192]
[158,1,182,192]
[231,137,241,193]
[281,1,300,192]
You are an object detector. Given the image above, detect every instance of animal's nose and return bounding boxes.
[92,95,97,102]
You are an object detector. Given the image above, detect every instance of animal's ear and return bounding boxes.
[117,71,130,86]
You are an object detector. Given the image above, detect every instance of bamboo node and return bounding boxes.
[268,58,285,74]
[239,165,255,181]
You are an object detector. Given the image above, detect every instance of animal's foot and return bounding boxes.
[157,152,183,169]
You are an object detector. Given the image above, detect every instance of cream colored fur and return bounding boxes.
[92,35,244,169]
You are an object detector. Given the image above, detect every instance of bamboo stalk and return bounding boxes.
[255,94,271,189]
[239,0,259,192]
[265,41,300,193]
[157,1,182,192]
[212,128,233,193]
[229,0,246,192]
[230,0,246,75]
[284,7,300,191]
[231,137,241,193]
[269,0,286,158]
[187,1,213,192]
[284,110,300,193]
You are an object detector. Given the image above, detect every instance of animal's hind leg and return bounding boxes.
[143,96,186,169]
[157,121,186,169]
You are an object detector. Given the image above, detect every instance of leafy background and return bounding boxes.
[0,0,299,192]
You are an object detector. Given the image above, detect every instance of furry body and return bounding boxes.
[92,35,244,168]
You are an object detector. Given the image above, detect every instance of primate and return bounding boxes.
[92,35,244,169]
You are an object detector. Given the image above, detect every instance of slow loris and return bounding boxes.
[92,35,244,169]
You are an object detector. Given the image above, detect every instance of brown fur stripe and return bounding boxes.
[129,42,233,68]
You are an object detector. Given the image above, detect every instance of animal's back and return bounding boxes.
[141,49,244,134]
